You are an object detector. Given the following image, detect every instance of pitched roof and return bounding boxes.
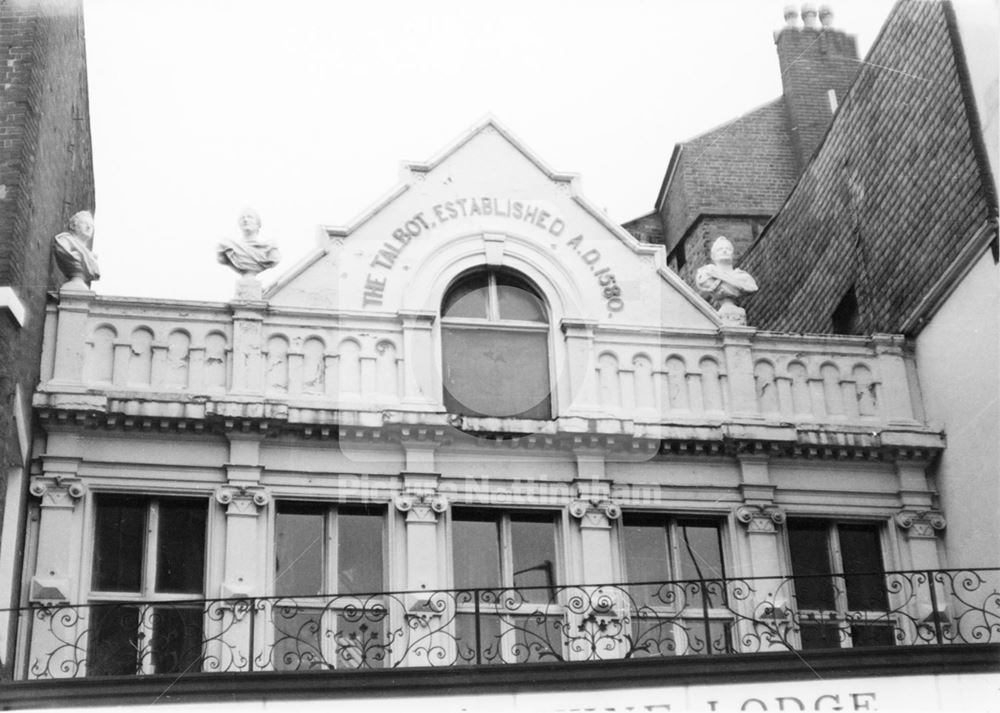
[740,0,998,335]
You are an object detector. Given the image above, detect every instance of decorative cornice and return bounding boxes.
[894,509,947,539]
[734,504,786,534]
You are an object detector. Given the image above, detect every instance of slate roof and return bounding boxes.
[740,0,998,336]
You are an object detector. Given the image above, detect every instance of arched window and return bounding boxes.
[441,270,551,419]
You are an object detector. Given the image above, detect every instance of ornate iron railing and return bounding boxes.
[16,569,1000,679]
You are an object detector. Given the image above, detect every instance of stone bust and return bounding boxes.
[216,209,281,276]
[695,236,758,325]
[53,210,100,287]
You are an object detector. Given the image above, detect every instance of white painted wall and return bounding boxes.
[953,0,999,192]
[916,250,1000,567]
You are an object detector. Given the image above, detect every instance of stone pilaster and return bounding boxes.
[393,473,448,591]
[28,471,87,604]
[894,509,948,624]
[720,326,759,419]
[230,293,266,394]
[733,503,790,653]
[393,475,448,667]
[399,310,437,405]
[215,485,270,599]
[26,468,88,678]
[569,479,620,584]
[872,334,916,424]
[50,285,94,387]
[561,319,598,412]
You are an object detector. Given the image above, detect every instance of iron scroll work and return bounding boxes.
[18,568,1000,678]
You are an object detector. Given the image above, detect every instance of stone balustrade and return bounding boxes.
[35,292,928,440]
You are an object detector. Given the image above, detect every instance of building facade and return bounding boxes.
[624,5,861,281]
[741,0,999,572]
[7,119,997,708]
[0,0,94,673]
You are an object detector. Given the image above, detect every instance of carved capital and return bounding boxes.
[393,492,448,523]
[215,485,270,516]
[734,504,786,534]
[894,509,946,539]
[569,499,622,529]
[29,476,87,509]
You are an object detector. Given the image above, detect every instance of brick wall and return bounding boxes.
[658,100,799,262]
[741,0,995,335]
[775,22,860,171]
[674,215,768,283]
[0,0,94,639]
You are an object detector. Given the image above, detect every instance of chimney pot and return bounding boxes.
[784,5,799,27]
[819,5,834,28]
[801,4,820,29]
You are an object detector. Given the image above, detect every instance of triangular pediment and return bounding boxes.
[266,117,719,331]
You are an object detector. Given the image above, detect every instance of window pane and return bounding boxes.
[509,613,563,663]
[156,499,207,593]
[150,605,204,674]
[495,275,545,322]
[88,603,140,676]
[442,328,550,418]
[93,495,145,592]
[442,275,488,319]
[336,611,387,669]
[851,623,895,647]
[510,514,557,598]
[453,513,501,590]
[455,612,503,665]
[272,607,325,670]
[683,619,733,655]
[677,522,726,608]
[799,622,845,650]
[622,517,671,606]
[275,505,324,596]
[788,521,836,610]
[839,524,887,611]
[677,523,725,581]
[337,510,383,594]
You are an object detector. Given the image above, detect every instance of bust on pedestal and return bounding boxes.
[53,211,100,290]
[217,209,281,299]
[695,236,758,325]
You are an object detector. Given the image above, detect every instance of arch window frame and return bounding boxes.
[440,268,553,420]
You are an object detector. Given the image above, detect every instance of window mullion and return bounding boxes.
[667,520,680,582]
[487,273,499,322]
[829,523,851,627]
[139,501,159,675]
[143,501,159,598]
[327,508,337,596]
[500,514,513,589]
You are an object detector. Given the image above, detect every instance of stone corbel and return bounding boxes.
[393,492,448,523]
[894,509,946,539]
[569,499,622,530]
[734,504,786,534]
[29,476,87,510]
[215,484,270,517]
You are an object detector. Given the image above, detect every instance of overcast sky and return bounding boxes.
[82,0,896,302]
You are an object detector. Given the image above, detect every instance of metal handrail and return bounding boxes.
[12,568,999,679]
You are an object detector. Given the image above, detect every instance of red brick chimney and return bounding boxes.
[775,4,860,171]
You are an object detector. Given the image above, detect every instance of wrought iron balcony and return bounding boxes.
[16,568,999,679]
